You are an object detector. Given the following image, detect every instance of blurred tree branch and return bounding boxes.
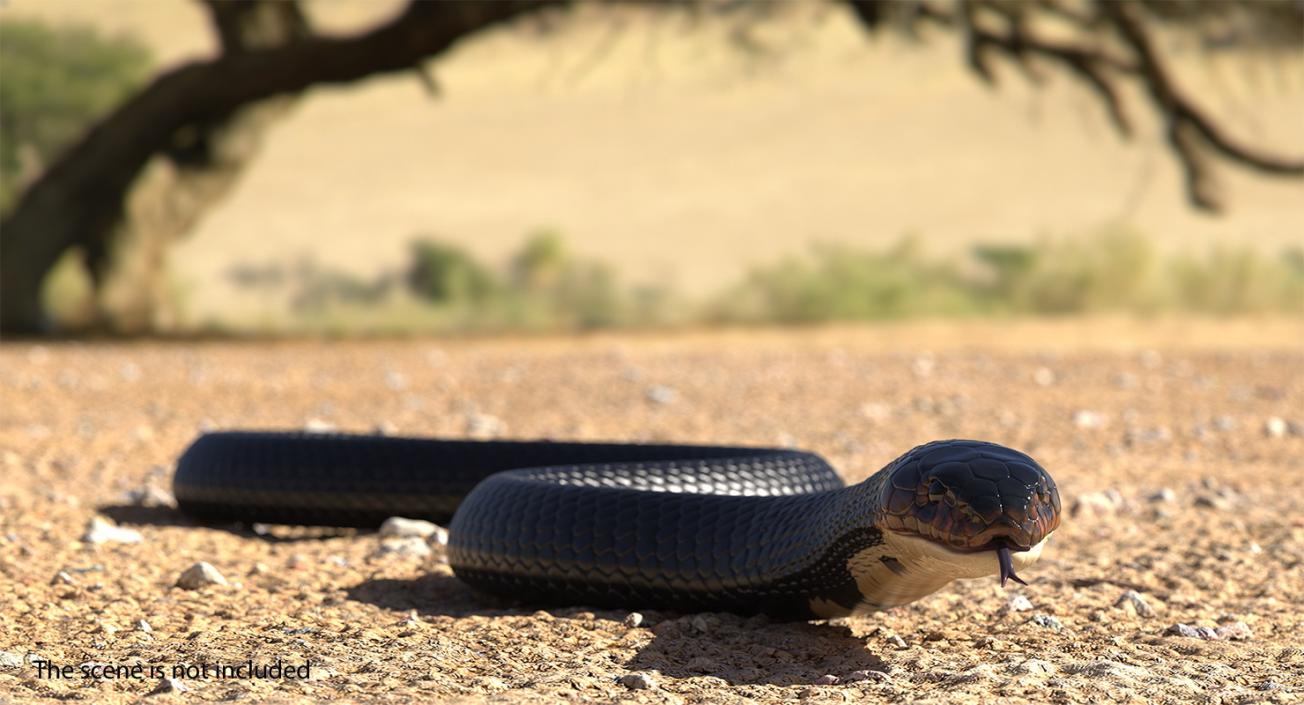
[2,0,1301,334]
[1,1,553,333]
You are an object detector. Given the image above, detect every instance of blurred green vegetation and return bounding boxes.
[0,19,151,212]
[216,226,1302,335]
[716,227,1303,323]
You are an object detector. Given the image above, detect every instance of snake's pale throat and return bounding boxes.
[996,543,1028,587]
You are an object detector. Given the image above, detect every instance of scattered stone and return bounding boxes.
[1006,594,1034,612]
[860,402,891,421]
[1071,490,1124,518]
[379,517,442,539]
[465,413,505,439]
[50,570,77,586]
[1073,410,1106,429]
[1033,367,1055,387]
[911,355,935,378]
[1258,681,1281,691]
[384,371,408,392]
[123,485,175,508]
[1127,426,1173,444]
[623,612,644,628]
[1114,590,1156,618]
[1264,417,1288,439]
[82,517,143,545]
[0,651,24,668]
[1213,415,1237,431]
[1018,659,1057,675]
[813,674,840,685]
[1194,494,1233,511]
[373,420,398,436]
[618,673,656,690]
[136,620,153,633]
[1216,621,1253,641]
[1166,623,1220,640]
[886,634,908,649]
[685,656,719,673]
[1147,488,1176,503]
[149,678,190,695]
[176,562,228,589]
[374,537,433,559]
[690,614,719,633]
[1113,372,1138,389]
[646,385,677,405]
[846,669,890,683]
[303,418,336,433]
[1030,614,1063,632]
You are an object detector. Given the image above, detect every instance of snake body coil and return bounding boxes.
[174,433,1060,619]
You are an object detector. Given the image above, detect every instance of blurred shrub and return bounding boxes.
[225,228,1302,335]
[716,237,974,322]
[406,239,498,305]
[0,19,151,212]
[714,227,1302,323]
[1169,245,1304,315]
[971,228,1163,314]
[401,232,667,331]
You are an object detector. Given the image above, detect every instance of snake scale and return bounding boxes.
[174,433,1060,619]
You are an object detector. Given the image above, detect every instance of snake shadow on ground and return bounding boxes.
[98,503,361,543]
[347,573,886,686]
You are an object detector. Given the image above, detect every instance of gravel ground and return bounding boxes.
[2,320,1302,704]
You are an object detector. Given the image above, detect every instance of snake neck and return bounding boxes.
[805,472,1052,618]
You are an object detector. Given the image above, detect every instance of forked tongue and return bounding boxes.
[996,542,1027,587]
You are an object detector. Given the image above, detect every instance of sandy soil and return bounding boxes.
[1,319,1303,704]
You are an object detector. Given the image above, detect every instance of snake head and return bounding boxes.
[878,440,1061,556]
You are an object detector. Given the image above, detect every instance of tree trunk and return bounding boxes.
[0,1,553,335]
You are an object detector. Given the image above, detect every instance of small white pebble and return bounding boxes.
[1147,488,1176,503]
[123,486,175,508]
[384,371,408,391]
[690,615,717,633]
[1264,417,1287,439]
[379,517,443,539]
[1030,614,1063,631]
[50,570,77,586]
[465,413,505,439]
[623,612,644,628]
[1073,410,1106,429]
[175,562,228,589]
[813,674,839,685]
[303,418,336,433]
[1070,490,1124,518]
[646,385,677,405]
[1019,659,1057,675]
[149,677,190,695]
[1033,367,1056,387]
[1114,590,1156,618]
[135,620,153,633]
[1006,594,1034,612]
[82,517,143,545]
[618,673,656,690]
[374,538,433,558]
[1216,621,1253,641]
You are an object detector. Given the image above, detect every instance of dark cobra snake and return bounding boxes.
[174,433,1060,619]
